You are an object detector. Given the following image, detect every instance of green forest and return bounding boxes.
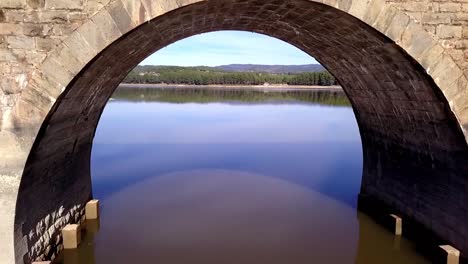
[124,66,337,86]
[113,87,350,106]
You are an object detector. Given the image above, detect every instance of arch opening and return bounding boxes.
[12,0,468,263]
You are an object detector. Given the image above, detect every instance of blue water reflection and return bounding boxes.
[92,90,362,207]
[56,87,431,264]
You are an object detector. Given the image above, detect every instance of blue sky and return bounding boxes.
[140,31,318,66]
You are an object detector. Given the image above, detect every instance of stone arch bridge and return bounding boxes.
[0,0,468,263]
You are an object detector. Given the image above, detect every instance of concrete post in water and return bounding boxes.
[85,200,100,220]
[62,224,81,249]
[440,245,460,264]
[390,214,402,235]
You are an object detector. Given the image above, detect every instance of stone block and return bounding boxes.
[439,3,461,13]
[372,6,398,33]
[419,44,445,72]
[85,0,111,16]
[390,214,402,235]
[35,10,68,23]
[401,21,437,61]
[35,37,61,51]
[400,2,428,12]
[140,0,164,18]
[7,36,35,50]
[14,96,49,126]
[76,20,107,53]
[3,10,28,23]
[0,49,17,62]
[18,83,53,115]
[29,71,62,99]
[45,0,84,10]
[422,13,453,25]
[85,200,99,220]
[27,0,45,9]
[0,0,26,8]
[52,45,84,75]
[431,57,463,99]
[177,0,201,4]
[0,23,22,35]
[62,224,81,249]
[0,36,6,48]
[19,23,44,37]
[50,23,79,37]
[89,9,122,43]
[14,49,46,66]
[437,25,463,39]
[67,12,87,23]
[39,57,73,89]
[63,31,96,65]
[120,0,148,25]
[347,0,368,20]
[106,0,135,34]
[361,0,385,26]
[439,245,460,264]
[385,12,410,44]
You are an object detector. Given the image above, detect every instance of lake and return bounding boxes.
[55,86,430,264]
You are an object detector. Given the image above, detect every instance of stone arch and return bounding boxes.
[5,0,468,263]
[10,0,468,140]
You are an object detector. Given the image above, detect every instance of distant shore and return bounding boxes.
[119,83,343,91]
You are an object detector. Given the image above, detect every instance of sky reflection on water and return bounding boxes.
[92,94,362,206]
[70,88,431,264]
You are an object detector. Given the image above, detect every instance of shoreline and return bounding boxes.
[119,83,342,91]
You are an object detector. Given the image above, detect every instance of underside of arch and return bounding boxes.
[13,0,468,263]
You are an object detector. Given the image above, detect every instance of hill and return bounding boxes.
[215,64,324,73]
[134,64,325,74]
[125,64,336,86]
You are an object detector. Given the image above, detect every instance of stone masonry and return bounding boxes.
[389,1,468,75]
[0,0,467,264]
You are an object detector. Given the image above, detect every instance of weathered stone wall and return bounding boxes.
[0,1,466,135]
[0,0,110,130]
[23,205,85,262]
[389,0,468,74]
[0,0,467,264]
[0,2,104,262]
[387,0,468,134]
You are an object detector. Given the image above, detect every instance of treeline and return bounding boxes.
[124,67,337,86]
[113,87,350,106]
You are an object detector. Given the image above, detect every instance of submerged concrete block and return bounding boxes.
[62,224,81,249]
[440,245,460,264]
[85,199,100,220]
[390,214,402,235]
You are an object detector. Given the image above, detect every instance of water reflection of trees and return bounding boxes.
[111,86,351,106]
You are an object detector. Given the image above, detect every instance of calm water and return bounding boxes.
[56,86,430,264]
